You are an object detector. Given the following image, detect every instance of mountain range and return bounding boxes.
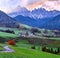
[14,13,60,30]
[11,7,60,30]
[9,7,60,19]
[0,7,60,30]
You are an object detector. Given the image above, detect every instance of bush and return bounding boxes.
[31,46,36,49]
[5,30,15,34]
[8,39,16,46]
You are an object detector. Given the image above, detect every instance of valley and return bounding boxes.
[0,7,60,58]
[0,26,60,58]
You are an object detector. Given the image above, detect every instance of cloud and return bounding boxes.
[0,0,60,13]
[42,0,60,11]
[27,0,60,11]
[20,0,28,7]
[28,0,40,4]
[27,0,47,10]
[0,0,28,13]
[48,0,59,1]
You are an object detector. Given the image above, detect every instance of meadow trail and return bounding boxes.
[1,46,15,52]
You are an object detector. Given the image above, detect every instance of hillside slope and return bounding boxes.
[0,46,60,58]
[0,11,19,28]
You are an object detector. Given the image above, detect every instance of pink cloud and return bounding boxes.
[27,0,60,11]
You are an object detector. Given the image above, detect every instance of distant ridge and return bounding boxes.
[0,10,19,28]
[43,14,60,30]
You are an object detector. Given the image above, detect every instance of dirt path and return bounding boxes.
[1,46,15,52]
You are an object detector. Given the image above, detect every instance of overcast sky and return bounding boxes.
[0,0,60,13]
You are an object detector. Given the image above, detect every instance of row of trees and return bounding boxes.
[0,29,15,34]
[31,45,60,54]
[42,47,60,54]
[26,37,60,55]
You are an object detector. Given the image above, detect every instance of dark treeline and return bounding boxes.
[42,47,60,54]
[0,29,15,34]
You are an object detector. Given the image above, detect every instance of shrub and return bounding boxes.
[8,39,16,46]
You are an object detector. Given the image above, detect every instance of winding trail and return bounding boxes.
[1,46,15,52]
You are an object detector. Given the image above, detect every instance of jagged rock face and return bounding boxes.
[9,7,60,19]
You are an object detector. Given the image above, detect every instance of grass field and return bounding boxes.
[0,27,60,58]
[0,32,18,38]
[0,39,60,58]
[0,44,60,58]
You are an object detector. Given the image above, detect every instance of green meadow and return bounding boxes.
[0,27,60,58]
[0,43,60,58]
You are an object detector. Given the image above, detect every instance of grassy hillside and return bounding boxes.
[0,32,18,38]
[0,27,60,58]
[0,39,60,58]
[0,27,20,34]
[0,45,60,58]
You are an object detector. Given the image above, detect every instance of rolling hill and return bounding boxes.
[0,10,19,28]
